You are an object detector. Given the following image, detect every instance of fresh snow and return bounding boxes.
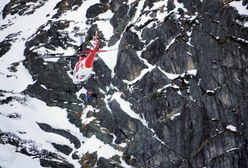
[174,0,187,12]
[187,51,193,56]
[131,0,146,23]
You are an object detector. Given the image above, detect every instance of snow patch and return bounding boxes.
[98,42,119,78]
[0,144,42,168]
[40,84,48,90]
[160,68,198,80]
[165,36,177,51]
[206,90,215,94]
[75,87,87,100]
[226,147,239,152]
[170,113,181,120]
[97,10,115,41]
[81,135,122,159]
[229,1,248,16]
[187,52,192,56]
[226,125,237,132]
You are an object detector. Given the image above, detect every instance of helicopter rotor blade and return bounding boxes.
[40,53,80,59]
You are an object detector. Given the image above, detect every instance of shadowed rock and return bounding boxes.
[37,122,81,149]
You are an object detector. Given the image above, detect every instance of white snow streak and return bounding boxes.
[111,92,148,127]
[229,1,248,16]
[226,147,239,152]
[170,113,181,120]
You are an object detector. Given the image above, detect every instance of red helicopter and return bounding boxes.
[41,31,107,84]
[72,31,100,84]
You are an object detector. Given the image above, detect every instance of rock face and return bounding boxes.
[86,3,109,19]
[0,0,248,168]
[114,31,147,81]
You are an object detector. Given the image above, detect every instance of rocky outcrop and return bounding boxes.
[22,20,82,111]
[53,0,83,18]
[0,40,11,57]
[114,31,147,81]
[40,159,74,168]
[37,122,81,149]
[2,0,47,19]
[51,143,73,155]
[109,1,138,45]
[86,3,109,19]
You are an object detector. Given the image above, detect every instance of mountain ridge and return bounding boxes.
[0,0,248,167]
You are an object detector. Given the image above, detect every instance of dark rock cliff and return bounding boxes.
[0,0,247,168]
